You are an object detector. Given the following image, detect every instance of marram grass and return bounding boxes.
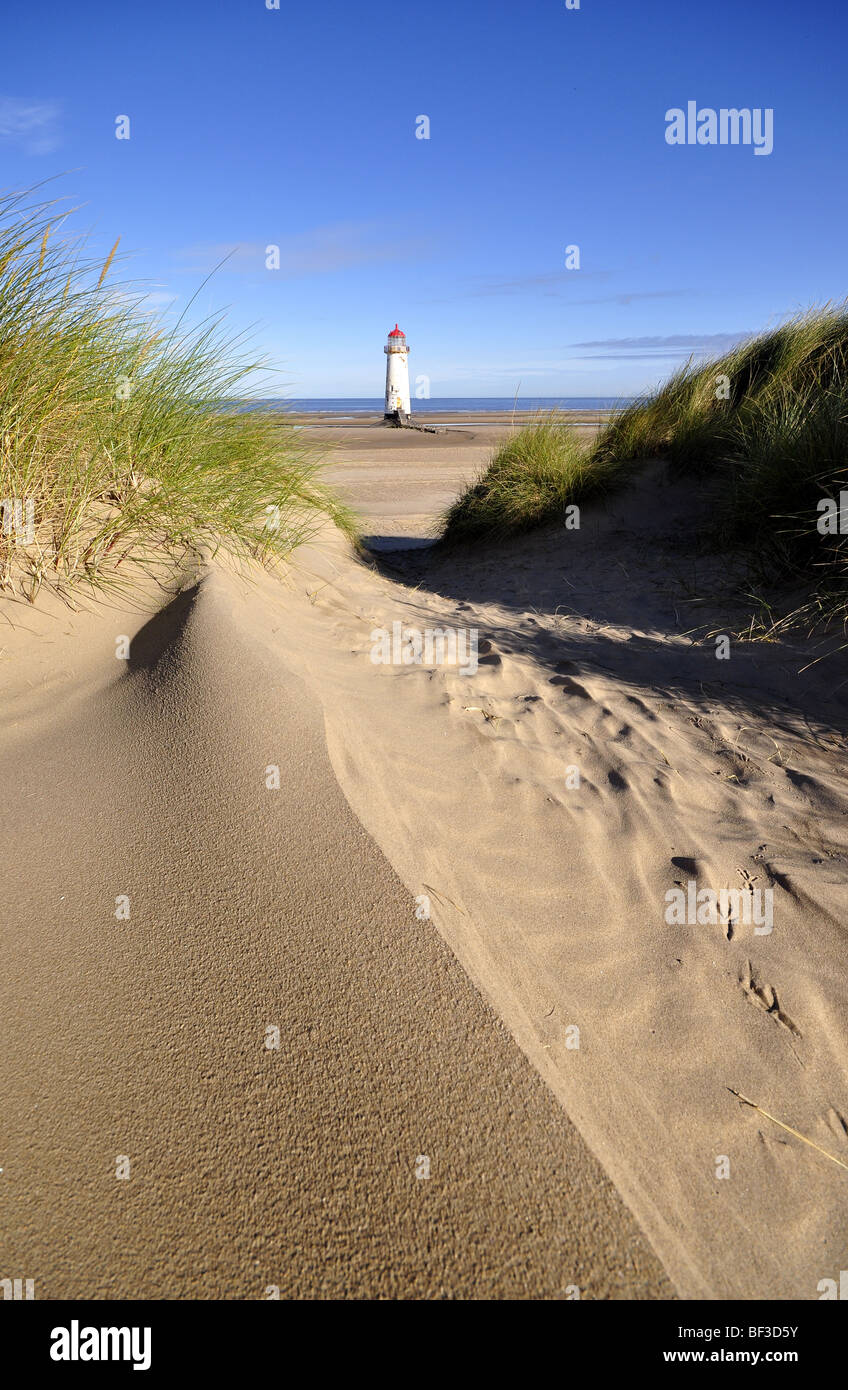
[439,305,848,632]
[440,412,630,542]
[0,187,357,600]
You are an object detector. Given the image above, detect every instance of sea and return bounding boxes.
[239,396,630,417]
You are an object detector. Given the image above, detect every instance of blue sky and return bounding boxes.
[1,0,846,397]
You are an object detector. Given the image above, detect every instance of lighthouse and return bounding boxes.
[384,324,411,419]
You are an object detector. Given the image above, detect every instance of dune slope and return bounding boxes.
[0,568,669,1299]
[259,465,848,1300]
[5,460,848,1301]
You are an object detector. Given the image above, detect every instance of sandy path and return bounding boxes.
[251,463,848,1300]
[0,575,671,1299]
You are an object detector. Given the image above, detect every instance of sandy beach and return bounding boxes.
[313,411,607,546]
[4,413,848,1302]
[0,413,667,1299]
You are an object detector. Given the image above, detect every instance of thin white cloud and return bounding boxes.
[444,274,694,306]
[569,290,693,307]
[572,332,751,350]
[460,269,612,298]
[141,289,178,309]
[569,331,753,360]
[435,359,601,380]
[173,223,432,278]
[0,97,62,155]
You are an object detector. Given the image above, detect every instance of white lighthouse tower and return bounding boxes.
[384,323,411,419]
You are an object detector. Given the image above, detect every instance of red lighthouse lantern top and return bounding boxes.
[385,323,408,353]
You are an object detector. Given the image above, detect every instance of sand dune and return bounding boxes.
[0,563,669,1299]
[4,449,848,1301]
[256,465,848,1300]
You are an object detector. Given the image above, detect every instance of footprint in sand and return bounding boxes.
[476,638,503,668]
[740,962,802,1038]
[670,856,699,875]
[549,675,591,698]
[626,695,657,722]
[607,769,628,792]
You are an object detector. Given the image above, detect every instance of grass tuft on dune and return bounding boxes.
[440,413,630,542]
[439,305,848,629]
[0,186,357,600]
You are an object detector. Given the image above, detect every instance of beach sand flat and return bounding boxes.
[314,412,605,544]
